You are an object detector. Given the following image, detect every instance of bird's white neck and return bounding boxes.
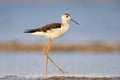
[62,19,69,27]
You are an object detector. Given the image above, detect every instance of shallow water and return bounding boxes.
[0,52,120,76]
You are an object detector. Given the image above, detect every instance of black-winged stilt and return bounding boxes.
[24,13,80,78]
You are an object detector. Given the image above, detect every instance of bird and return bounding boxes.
[24,13,80,78]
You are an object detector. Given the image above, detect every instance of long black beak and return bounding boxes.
[70,19,80,25]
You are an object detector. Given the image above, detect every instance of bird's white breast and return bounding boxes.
[31,24,69,39]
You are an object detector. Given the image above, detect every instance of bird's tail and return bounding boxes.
[24,29,37,33]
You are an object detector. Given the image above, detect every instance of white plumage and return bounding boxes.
[31,24,69,39]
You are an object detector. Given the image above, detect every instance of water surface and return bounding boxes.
[0,1,120,43]
[0,52,120,76]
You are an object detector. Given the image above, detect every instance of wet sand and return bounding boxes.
[0,75,120,80]
[0,41,120,52]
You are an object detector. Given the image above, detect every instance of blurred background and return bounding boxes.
[0,0,120,76]
[0,0,120,44]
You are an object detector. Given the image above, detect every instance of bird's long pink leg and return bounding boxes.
[43,39,51,78]
[42,39,65,78]
[46,39,65,72]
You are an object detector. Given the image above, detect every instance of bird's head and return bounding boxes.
[62,13,80,25]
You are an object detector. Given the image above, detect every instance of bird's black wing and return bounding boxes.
[24,23,61,33]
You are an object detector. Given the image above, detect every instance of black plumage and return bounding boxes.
[24,23,61,33]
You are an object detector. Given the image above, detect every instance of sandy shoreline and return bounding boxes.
[0,42,120,52]
[0,75,120,80]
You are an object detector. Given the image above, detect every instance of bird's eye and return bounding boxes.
[66,15,68,18]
